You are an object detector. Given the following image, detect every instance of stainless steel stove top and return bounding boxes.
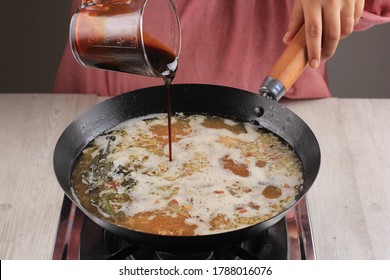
[52,195,315,260]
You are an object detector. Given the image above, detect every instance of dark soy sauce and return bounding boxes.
[161,59,177,162]
[147,42,178,162]
[164,77,174,162]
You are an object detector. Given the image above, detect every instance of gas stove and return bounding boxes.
[52,195,315,260]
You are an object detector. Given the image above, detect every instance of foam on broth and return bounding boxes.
[72,114,303,236]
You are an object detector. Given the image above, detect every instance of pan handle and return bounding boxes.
[260,25,308,101]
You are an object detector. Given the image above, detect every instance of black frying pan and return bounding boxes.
[53,83,320,253]
[53,26,320,253]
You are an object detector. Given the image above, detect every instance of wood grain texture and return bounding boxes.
[0,94,97,259]
[282,98,390,259]
[267,25,308,92]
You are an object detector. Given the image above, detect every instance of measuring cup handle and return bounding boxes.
[260,25,308,101]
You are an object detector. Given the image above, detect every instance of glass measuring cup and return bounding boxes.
[69,0,181,78]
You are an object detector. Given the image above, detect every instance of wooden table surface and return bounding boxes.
[0,93,389,260]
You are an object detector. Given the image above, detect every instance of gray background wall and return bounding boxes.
[0,1,72,93]
[327,23,390,98]
[0,1,389,98]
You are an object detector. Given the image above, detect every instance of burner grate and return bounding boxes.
[79,216,288,260]
[53,195,315,260]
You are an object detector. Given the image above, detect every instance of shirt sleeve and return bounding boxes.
[355,0,390,31]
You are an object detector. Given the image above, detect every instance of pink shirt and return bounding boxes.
[53,0,390,99]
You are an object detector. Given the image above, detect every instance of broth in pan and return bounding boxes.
[72,114,303,236]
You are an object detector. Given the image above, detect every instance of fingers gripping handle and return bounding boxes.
[260,25,308,101]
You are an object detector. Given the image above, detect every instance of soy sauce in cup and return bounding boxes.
[70,0,181,160]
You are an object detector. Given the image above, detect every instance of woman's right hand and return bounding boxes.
[284,0,365,69]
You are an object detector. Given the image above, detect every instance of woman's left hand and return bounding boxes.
[284,0,365,69]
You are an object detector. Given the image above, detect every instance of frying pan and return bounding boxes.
[53,26,320,253]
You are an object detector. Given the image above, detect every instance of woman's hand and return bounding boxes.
[284,0,365,68]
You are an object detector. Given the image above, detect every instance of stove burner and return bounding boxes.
[53,196,315,260]
[155,251,215,260]
[78,215,288,260]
